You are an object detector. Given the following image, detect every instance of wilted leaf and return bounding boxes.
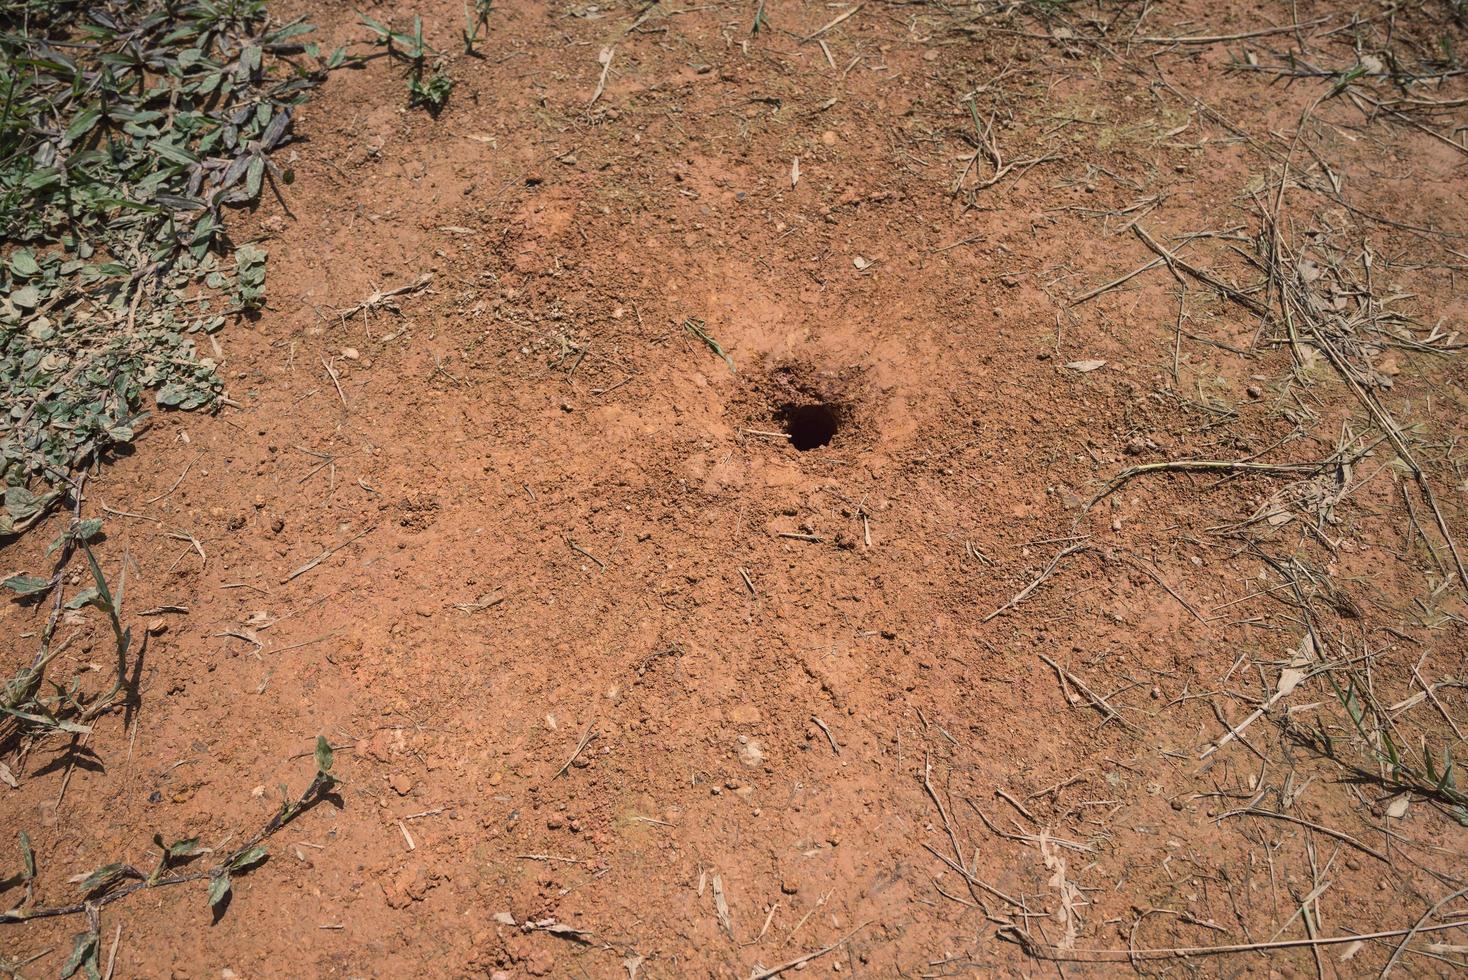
[5,487,46,522]
[60,930,98,979]
[74,862,126,895]
[0,707,90,734]
[245,155,265,199]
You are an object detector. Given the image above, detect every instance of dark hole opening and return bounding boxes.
[780,403,839,452]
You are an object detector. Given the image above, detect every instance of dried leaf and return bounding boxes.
[712,872,733,938]
[1039,832,1083,949]
[1276,667,1307,698]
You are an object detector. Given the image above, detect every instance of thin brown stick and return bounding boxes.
[554,723,598,778]
[143,453,199,505]
[1038,653,1136,731]
[1004,919,1468,962]
[280,526,375,584]
[567,539,607,571]
[981,543,1089,623]
[1216,807,1390,865]
[1134,16,1332,45]
[1132,224,1270,316]
[748,921,871,979]
[801,3,862,42]
[1112,551,1207,624]
[1380,887,1468,978]
[1068,257,1166,307]
[810,716,840,755]
[1087,459,1330,510]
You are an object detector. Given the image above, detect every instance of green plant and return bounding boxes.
[464,0,493,54]
[410,67,455,112]
[0,0,340,538]
[1,738,338,927]
[1309,667,1468,825]
[682,317,736,373]
[1,526,133,748]
[359,12,454,114]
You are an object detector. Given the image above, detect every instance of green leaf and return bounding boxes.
[64,107,101,143]
[147,139,200,166]
[358,13,390,37]
[0,706,90,734]
[19,831,35,879]
[77,862,125,895]
[0,0,316,546]
[5,487,46,521]
[228,844,268,872]
[80,539,117,616]
[168,836,203,858]
[9,250,40,277]
[2,574,51,597]
[245,155,265,200]
[207,871,231,908]
[64,587,100,610]
[315,735,334,774]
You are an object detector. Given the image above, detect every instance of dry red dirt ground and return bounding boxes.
[5,0,1468,976]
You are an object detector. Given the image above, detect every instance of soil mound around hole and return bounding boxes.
[739,360,864,453]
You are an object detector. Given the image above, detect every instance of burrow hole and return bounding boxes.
[779,402,839,451]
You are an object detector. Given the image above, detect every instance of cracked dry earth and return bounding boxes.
[5,0,1468,977]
